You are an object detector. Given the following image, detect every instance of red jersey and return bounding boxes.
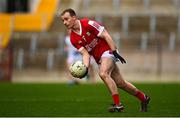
[70,18,111,63]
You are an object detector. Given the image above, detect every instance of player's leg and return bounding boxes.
[111,64,150,112]
[99,57,117,95]
[88,63,96,84]
[99,57,123,112]
[111,65,138,94]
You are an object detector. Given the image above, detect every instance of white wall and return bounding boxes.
[29,0,40,13]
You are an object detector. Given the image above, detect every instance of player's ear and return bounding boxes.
[72,16,77,20]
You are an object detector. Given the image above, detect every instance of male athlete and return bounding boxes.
[60,8,150,112]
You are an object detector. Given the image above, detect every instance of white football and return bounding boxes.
[69,61,88,78]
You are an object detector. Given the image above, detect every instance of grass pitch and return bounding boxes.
[0,83,180,117]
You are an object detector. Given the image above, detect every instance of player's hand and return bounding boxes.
[112,50,126,64]
[79,67,88,79]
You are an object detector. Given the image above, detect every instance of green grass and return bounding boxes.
[0,83,180,117]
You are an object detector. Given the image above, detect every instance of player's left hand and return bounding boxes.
[79,67,88,79]
[112,50,126,64]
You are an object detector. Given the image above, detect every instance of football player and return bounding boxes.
[60,8,150,112]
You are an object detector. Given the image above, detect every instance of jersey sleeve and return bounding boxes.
[87,20,104,37]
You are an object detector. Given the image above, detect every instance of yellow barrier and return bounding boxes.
[36,0,58,14]
[0,14,11,33]
[14,13,47,31]
[14,0,58,31]
[0,14,11,49]
[0,0,59,49]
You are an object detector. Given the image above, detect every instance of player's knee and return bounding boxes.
[99,71,109,79]
[117,82,127,89]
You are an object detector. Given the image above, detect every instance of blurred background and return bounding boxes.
[0,0,180,83]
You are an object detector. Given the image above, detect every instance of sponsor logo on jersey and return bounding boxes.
[78,40,82,44]
[85,38,98,52]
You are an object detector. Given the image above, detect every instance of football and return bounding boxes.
[69,61,88,78]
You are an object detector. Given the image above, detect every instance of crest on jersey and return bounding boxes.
[86,32,91,36]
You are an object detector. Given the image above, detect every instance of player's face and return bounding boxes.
[61,12,76,29]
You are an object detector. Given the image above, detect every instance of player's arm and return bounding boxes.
[99,29,116,51]
[70,33,90,67]
[99,29,126,64]
[78,47,90,68]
